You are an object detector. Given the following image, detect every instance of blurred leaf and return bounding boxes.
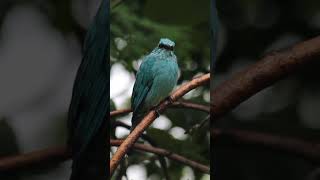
[146,128,208,165]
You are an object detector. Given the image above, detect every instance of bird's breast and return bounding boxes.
[143,59,178,108]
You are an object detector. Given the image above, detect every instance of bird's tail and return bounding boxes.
[130,113,146,132]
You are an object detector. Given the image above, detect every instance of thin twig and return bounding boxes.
[109,73,210,176]
[172,101,210,113]
[184,115,210,134]
[110,108,131,117]
[112,121,170,179]
[110,139,210,174]
[211,36,320,120]
[110,100,209,118]
[115,159,127,180]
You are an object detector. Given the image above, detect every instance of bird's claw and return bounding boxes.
[151,96,173,118]
[155,109,161,118]
[151,106,161,117]
[166,96,174,104]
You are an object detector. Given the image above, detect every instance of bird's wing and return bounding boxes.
[131,55,156,115]
[68,0,109,160]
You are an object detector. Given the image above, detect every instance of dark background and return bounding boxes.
[213,0,320,180]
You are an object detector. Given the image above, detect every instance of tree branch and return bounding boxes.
[1,127,317,172]
[109,73,210,176]
[110,139,210,174]
[110,100,209,118]
[112,121,170,179]
[0,139,210,174]
[212,128,320,162]
[211,36,320,120]
[0,99,209,173]
[0,146,69,171]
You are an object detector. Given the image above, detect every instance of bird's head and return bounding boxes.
[158,38,175,51]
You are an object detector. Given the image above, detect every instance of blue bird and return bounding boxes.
[131,38,179,130]
[67,0,109,179]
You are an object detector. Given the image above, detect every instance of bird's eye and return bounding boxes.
[159,44,173,51]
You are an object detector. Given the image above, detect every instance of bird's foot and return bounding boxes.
[151,106,161,118]
[155,108,161,118]
[166,96,174,104]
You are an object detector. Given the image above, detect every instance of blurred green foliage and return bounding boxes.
[110,0,210,78]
